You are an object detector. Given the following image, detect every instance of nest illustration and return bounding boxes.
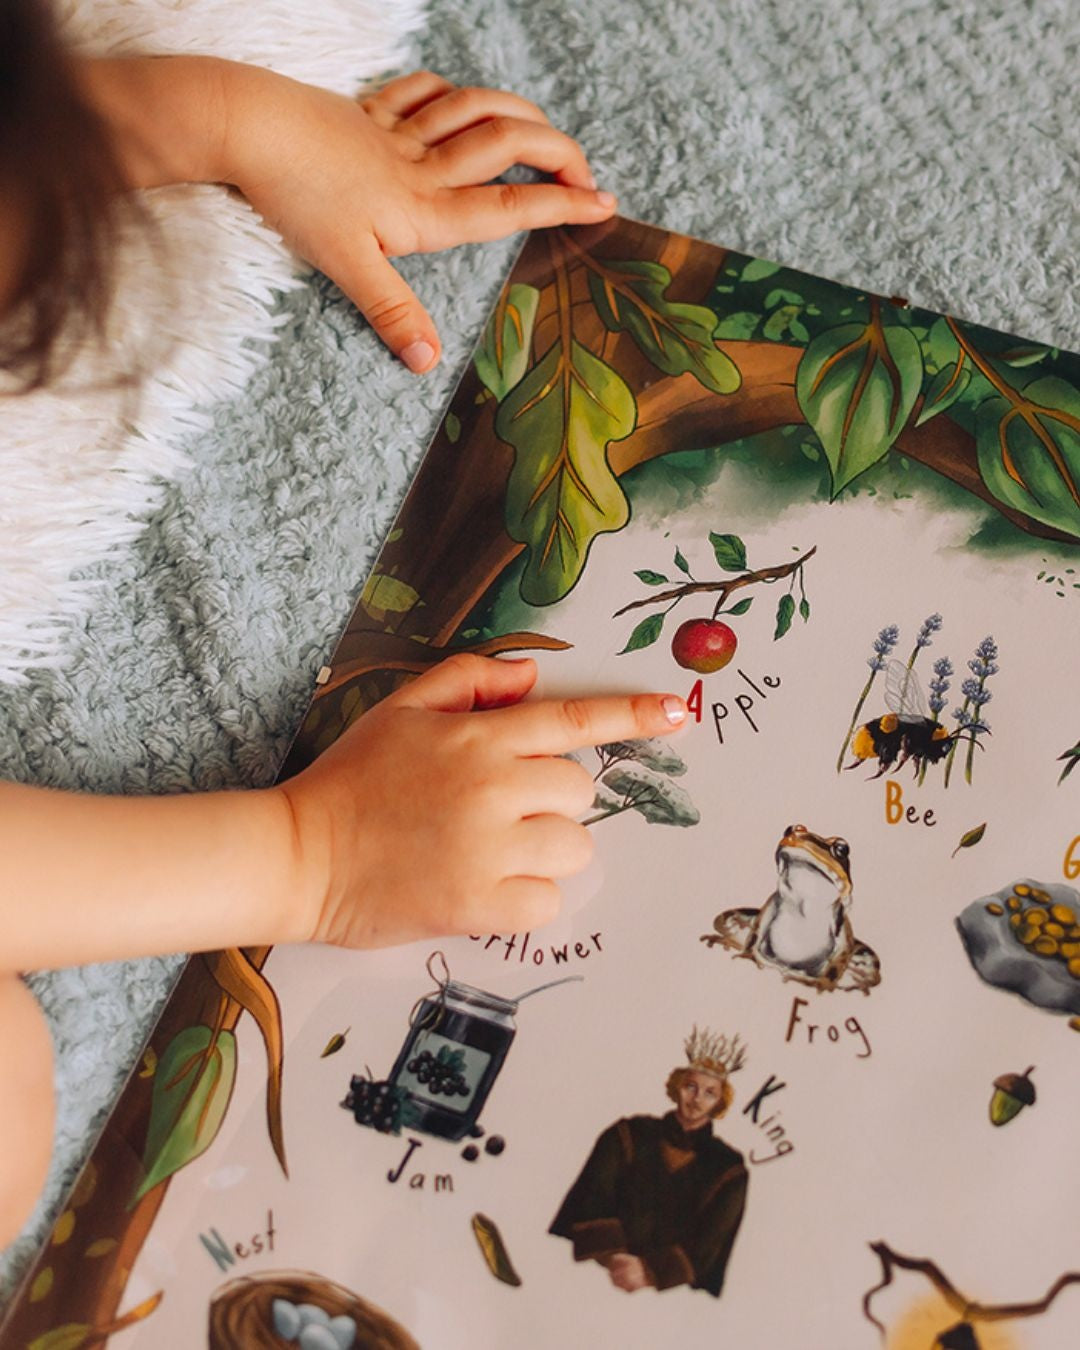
[207,1270,420,1350]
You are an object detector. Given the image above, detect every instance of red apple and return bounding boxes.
[671,618,738,673]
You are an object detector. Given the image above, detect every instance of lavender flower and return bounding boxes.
[915,613,943,648]
[839,623,900,772]
[961,676,993,708]
[946,634,999,787]
[868,624,900,672]
[928,656,953,717]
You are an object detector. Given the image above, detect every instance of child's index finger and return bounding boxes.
[495,691,686,757]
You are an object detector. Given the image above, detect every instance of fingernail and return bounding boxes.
[401,340,436,373]
[662,697,686,725]
[596,190,616,209]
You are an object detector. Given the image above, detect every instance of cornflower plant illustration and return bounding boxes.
[580,739,700,829]
[836,624,899,773]
[944,636,998,787]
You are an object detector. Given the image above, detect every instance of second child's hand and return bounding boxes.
[80,59,618,372]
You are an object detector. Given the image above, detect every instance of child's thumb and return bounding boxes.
[392,654,538,714]
[337,239,441,374]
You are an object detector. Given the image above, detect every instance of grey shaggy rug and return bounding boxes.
[2,0,1077,1302]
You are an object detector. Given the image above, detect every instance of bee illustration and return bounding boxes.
[847,660,979,778]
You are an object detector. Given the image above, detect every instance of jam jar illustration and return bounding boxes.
[384,955,581,1141]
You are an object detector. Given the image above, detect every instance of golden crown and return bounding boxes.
[684,1025,747,1078]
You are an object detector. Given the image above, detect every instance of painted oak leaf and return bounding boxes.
[497,338,636,605]
[796,316,923,494]
[474,283,540,401]
[974,374,1080,539]
[587,260,740,395]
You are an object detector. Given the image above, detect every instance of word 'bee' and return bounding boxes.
[847,660,977,777]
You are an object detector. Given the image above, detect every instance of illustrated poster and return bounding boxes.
[5,216,1080,1349]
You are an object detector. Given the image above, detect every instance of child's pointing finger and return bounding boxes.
[496,690,687,756]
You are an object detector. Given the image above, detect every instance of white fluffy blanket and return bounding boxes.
[0,0,425,680]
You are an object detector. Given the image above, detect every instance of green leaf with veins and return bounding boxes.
[774,593,796,639]
[587,261,740,395]
[474,284,540,401]
[709,532,747,571]
[498,338,636,605]
[133,1025,236,1205]
[916,361,971,426]
[634,569,669,585]
[796,319,923,495]
[618,612,665,654]
[975,375,1080,539]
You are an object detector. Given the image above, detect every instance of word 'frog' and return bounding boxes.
[701,824,880,993]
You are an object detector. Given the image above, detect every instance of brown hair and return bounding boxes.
[665,1066,733,1119]
[0,0,133,390]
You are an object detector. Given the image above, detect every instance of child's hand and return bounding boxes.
[217,66,616,372]
[83,57,615,373]
[280,655,686,949]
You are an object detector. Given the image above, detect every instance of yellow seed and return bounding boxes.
[1045,922,1066,939]
[1070,1017,1080,1032]
[1031,888,1051,902]
[1069,958,1080,979]
[1070,926,1080,938]
[1007,897,1022,910]
[1061,942,1080,959]
[1015,884,1032,897]
[1009,913,1023,928]
[1025,908,1048,926]
[986,902,1004,916]
[1034,937,1060,956]
[1052,904,1077,925]
[50,1210,75,1245]
[1018,925,1040,945]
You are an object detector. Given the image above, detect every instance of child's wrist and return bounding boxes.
[268,781,335,947]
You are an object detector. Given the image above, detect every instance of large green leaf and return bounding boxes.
[497,338,636,604]
[587,260,740,395]
[975,374,1080,538]
[474,283,540,401]
[796,320,923,494]
[133,1025,237,1204]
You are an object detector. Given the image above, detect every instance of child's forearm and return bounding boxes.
[0,781,311,972]
[76,55,233,190]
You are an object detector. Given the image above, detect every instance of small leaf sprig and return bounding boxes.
[614,532,815,655]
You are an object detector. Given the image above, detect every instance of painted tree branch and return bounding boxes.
[863,1241,1080,1337]
[313,630,572,702]
[612,546,817,618]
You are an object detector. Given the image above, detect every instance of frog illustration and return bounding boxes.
[701,824,880,993]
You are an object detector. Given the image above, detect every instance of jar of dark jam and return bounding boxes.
[388,981,516,1141]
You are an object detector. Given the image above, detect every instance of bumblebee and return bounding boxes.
[847,660,973,777]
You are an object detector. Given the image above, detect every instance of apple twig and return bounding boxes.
[612,546,817,618]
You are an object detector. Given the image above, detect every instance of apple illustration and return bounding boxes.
[671,617,738,673]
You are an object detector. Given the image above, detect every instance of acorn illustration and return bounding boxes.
[989,1066,1035,1126]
